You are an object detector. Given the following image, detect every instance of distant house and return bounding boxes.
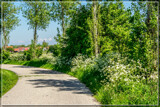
[14,47,30,52]
[24,47,29,51]
[6,46,13,49]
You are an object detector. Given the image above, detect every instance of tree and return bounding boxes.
[92,1,99,57]
[51,0,78,37]
[22,1,51,57]
[42,40,48,47]
[87,1,100,57]
[61,4,93,58]
[99,2,131,57]
[2,2,20,49]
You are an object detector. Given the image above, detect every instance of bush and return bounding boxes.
[1,50,10,62]
[39,53,56,64]
[6,47,14,52]
[36,48,43,58]
[70,53,158,105]
[48,45,61,57]
[24,50,32,60]
[9,53,26,61]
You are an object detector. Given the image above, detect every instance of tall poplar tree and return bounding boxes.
[22,1,51,57]
[87,1,101,57]
[2,2,20,49]
[51,0,78,37]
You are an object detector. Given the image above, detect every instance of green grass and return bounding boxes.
[0,69,18,97]
[4,60,54,70]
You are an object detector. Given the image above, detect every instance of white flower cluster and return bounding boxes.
[39,53,56,64]
[9,53,26,61]
[71,54,95,71]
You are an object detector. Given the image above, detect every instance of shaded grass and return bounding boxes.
[0,69,18,97]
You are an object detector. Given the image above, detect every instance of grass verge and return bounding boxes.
[0,69,18,97]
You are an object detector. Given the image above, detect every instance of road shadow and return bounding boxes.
[12,65,34,68]
[31,69,63,74]
[28,79,92,95]
[12,66,62,74]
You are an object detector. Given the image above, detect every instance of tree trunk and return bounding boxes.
[2,5,7,50]
[61,3,65,37]
[34,25,37,48]
[93,1,98,57]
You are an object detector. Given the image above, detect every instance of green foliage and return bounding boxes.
[42,40,48,48]
[51,1,78,36]
[5,52,158,105]
[4,1,159,105]
[100,2,131,56]
[22,1,51,55]
[12,45,26,48]
[0,69,18,97]
[70,54,158,105]
[6,47,14,52]
[24,51,32,61]
[25,40,35,60]
[48,45,61,57]
[2,2,20,48]
[36,48,43,58]
[22,2,51,31]
[23,40,43,60]
[61,5,93,58]
[2,50,10,61]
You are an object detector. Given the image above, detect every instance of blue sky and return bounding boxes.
[7,1,131,46]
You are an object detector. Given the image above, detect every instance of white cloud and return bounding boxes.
[38,37,53,43]
[48,37,52,41]
[18,41,25,43]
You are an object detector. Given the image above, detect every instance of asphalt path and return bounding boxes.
[1,64,99,105]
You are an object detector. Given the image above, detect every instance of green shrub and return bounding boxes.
[48,45,61,56]
[6,47,14,52]
[70,53,158,105]
[24,50,33,60]
[1,50,10,62]
[36,48,43,58]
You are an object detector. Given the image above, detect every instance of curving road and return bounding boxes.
[1,64,99,105]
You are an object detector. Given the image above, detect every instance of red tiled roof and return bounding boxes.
[14,47,30,52]
[6,46,13,48]
[24,47,29,51]
[14,48,19,51]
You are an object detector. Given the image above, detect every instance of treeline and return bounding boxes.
[53,1,158,70]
